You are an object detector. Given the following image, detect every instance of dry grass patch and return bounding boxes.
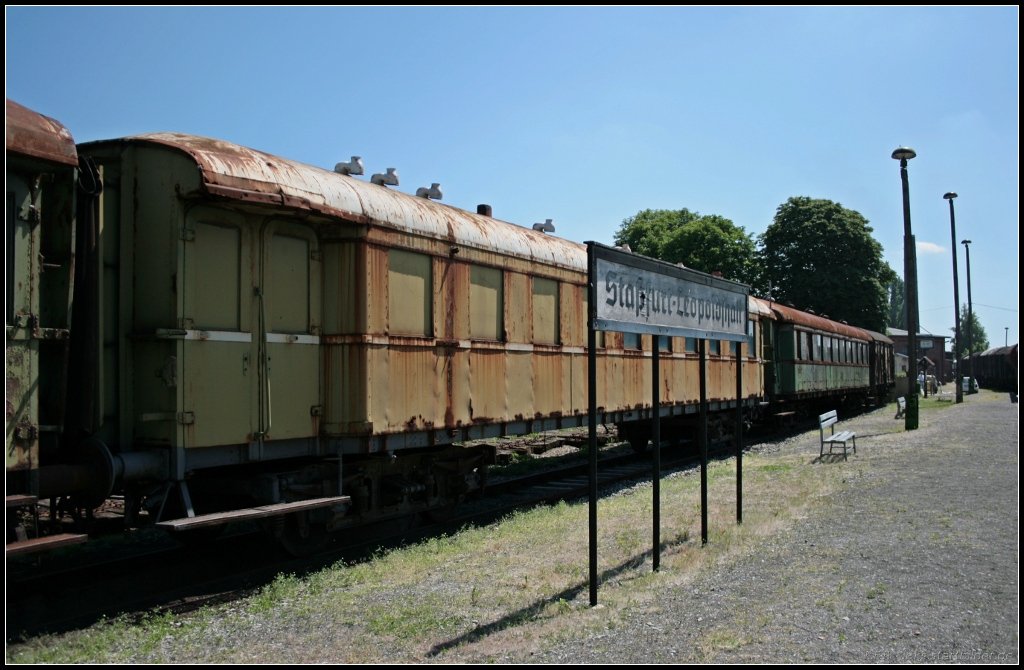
[7,446,861,664]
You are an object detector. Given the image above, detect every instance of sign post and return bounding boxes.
[586,242,749,604]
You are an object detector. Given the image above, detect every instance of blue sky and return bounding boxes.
[7,7,1018,348]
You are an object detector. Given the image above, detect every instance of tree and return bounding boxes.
[887,276,906,330]
[757,197,897,332]
[954,304,990,357]
[613,208,758,285]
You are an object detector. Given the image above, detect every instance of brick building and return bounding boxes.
[887,328,952,384]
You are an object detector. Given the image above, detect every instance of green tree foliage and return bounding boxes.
[613,209,758,285]
[758,197,896,332]
[887,275,906,330]
[955,304,990,357]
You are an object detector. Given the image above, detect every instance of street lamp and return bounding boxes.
[944,192,963,404]
[961,239,976,394]
[893,146,920,429]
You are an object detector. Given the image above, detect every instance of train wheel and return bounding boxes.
[423,501,459,524]
[278,512,330,557]
[174,525,225,548]
[626,428,651,454]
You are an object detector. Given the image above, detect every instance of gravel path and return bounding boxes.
[514,394,1019,663]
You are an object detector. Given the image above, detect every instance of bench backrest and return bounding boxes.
[818,410,838,429]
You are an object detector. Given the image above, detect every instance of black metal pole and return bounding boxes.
[962,239,976,394]
[699,338,708,545]
[945,193,963,404]
[652,338,661,571]
[587,248,598,606]
[736,340,743,525]
[895,149,920,429]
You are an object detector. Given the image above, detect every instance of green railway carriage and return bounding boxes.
[6,100,91,552]
[6,101,79,502]
[763,302,892,406]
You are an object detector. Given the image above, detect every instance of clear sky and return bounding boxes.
[7,7,1018,349]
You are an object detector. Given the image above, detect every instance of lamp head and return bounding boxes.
[943,192,958,200]
[891,147,917,161]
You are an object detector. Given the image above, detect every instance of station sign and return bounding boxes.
[588,242,749,341]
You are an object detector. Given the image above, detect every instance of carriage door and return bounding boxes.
[180,211,254,449]
[258,221,321,444]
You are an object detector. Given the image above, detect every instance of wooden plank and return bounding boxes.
[6,494,38,508]
[6,533,88,556]
[156,496,351,531]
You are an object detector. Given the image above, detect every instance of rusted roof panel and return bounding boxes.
[749,296,775,318]
[6,99,77,167]
[768,303,871,341]
[860,328,894,345]
[104,133,588,272]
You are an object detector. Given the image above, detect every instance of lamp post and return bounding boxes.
[961,239,976,394]
[893,147,919,429]
[944,192,963,404]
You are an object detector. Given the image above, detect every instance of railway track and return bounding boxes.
[6,440,733,641]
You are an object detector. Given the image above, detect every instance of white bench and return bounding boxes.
[819,410,856,459]
[894,396,906,419]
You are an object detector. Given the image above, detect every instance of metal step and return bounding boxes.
[155,496,351,532]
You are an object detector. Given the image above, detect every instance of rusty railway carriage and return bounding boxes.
[964,345,1018,393]
[6,100,89,553]
[6,99,894,554]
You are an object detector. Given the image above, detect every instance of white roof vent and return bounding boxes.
[532,218,555,233]
[370,168,399,187]
[415,183,443,200]
[334,156,364,176]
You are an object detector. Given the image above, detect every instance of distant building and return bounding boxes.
[887,328,951,384]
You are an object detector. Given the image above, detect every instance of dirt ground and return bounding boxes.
[508,392,1019,663]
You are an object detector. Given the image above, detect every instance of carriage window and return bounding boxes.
[532,277,559,344]
[729,340,739,356]
[470,265,503,340]
[684,337,697,353]
[709,339,720,355]
[389,249,432,336]
[194,221,242,330]
[623,332,641,350]
[267,233,311,334]
[657,335,672,352]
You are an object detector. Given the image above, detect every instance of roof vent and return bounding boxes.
[370,168,399,187]
[532,219,555,233]
[334,156,364,176]
[415,183,443,200]
[477,204,492,217]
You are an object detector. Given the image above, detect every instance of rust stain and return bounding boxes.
[6,99,77,166]
[768,302,871,341]
[85,133,587,272]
